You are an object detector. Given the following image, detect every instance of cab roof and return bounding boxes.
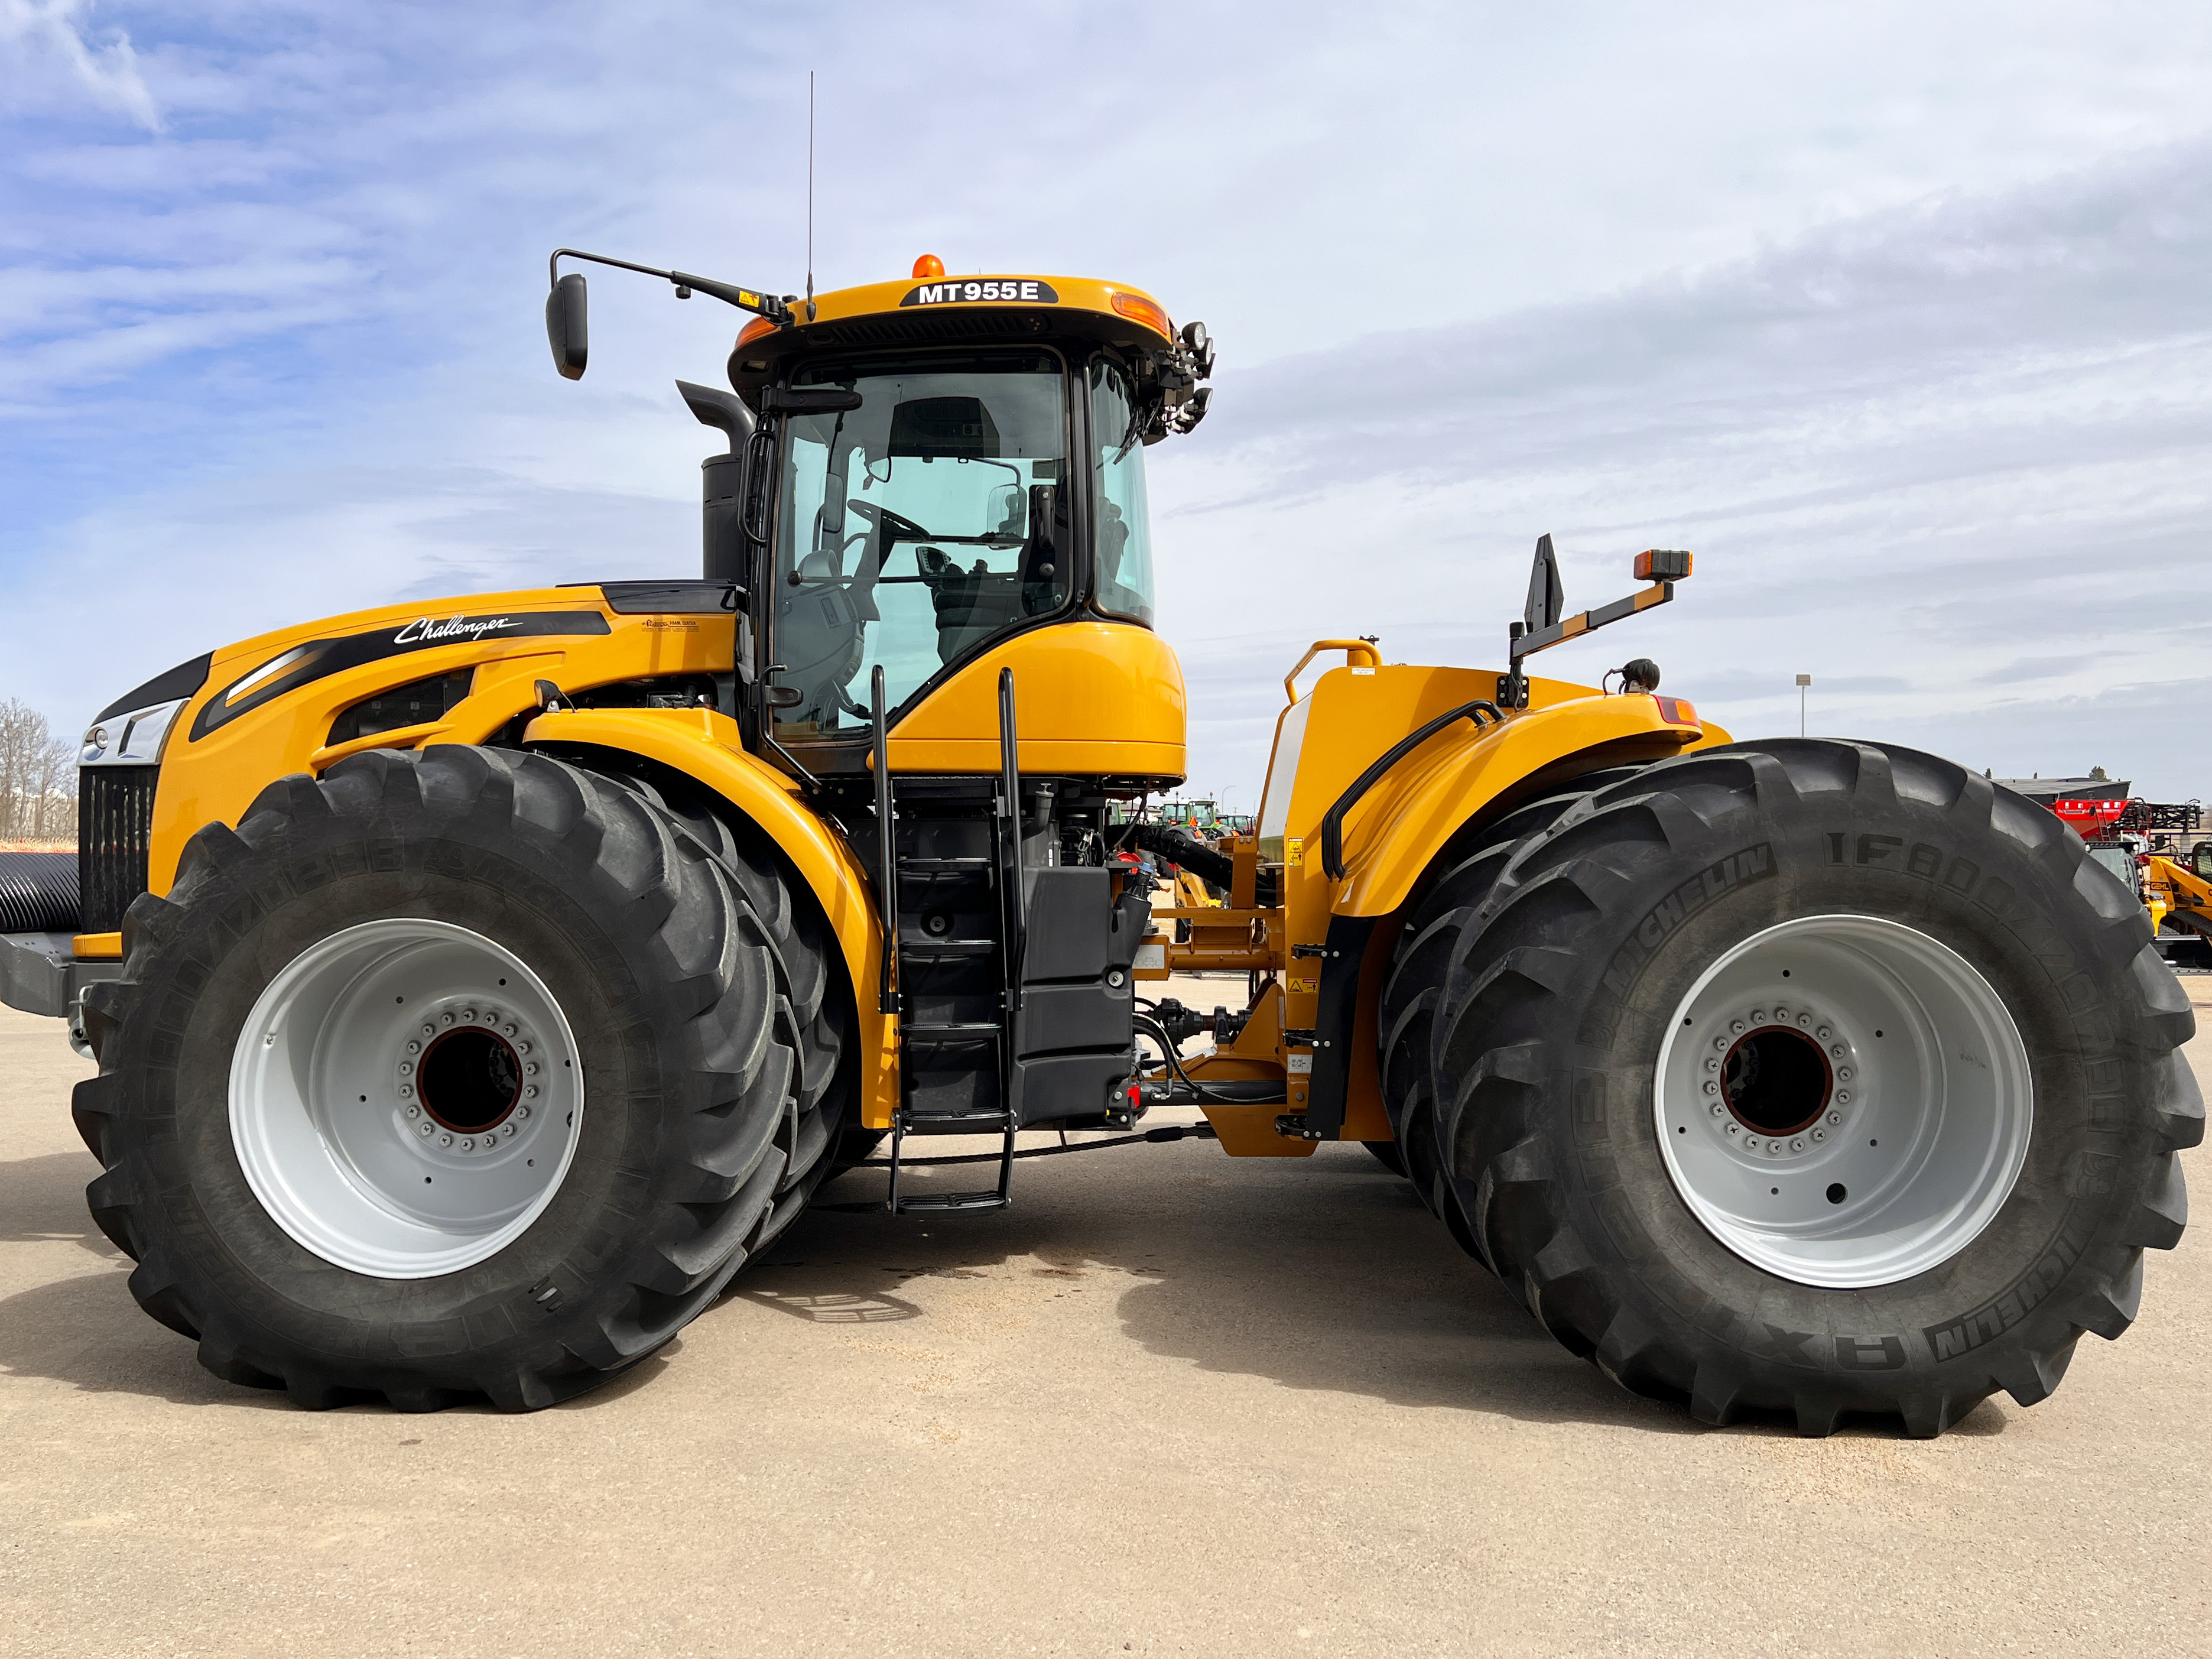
[726,267,1176,392]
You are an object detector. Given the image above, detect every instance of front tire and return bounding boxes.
[73,745,847,1411]
[1388,740,2201,1436]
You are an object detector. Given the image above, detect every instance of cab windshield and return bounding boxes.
[771,349,1069,736]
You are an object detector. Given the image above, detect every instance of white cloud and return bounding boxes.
[0,0,161,131]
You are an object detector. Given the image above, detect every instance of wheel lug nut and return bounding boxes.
[399,1084,413,1098]
[1827,1111,1841,1124]
[1710,1103,1724,1116]
[399,1061,412,1076]
[441,1013,454,1026]
[1703,1081,1719,1095]
[1811,1128,1825,1141]
[1837,1067,1853,1080]
[417,1122,433,1137]
[421,1024,434,1037]
[1817,1027,1832,1041]
[1730,1020,1746,1034]
[1751,1010,1767,1024]
[1836,1091,1851,1104]
[1790,1137,1805,1151]
[438,1134,453,1147]
[504,1024,518,1037]
[461,1137,475,1151]
[406,1040,421,1054]
[516,1106,531,1121]
[524,1085,539,1099]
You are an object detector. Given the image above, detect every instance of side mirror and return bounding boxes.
[546,273,589,380]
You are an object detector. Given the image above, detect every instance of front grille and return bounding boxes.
[79,767,158,933]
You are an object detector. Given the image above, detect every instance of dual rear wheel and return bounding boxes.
[1379,739,2201,1436]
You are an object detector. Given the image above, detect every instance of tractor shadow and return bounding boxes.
[740,1132,1708,1435]
[0,1144,678,1414]
[0,1147,285,1410]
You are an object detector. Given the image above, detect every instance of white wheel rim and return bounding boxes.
[230,918,585,1278]
[1654,914,2032,1288]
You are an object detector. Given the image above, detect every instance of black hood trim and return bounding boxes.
[95,652,213,724]
[189,611,612,741]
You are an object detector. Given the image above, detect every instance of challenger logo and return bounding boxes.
[899,278,1059,307]
[393,615,518,645]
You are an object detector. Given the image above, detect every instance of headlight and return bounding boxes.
[80,697,189,767]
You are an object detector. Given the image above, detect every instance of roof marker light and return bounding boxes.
[1110,290,1172,337]
[912,254,945,279]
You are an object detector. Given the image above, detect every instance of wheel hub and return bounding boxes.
[1655,914,2032,1288]
[230,918,585,1278]
[1691,1001,1862,1162]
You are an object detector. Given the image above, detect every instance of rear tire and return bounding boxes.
[1385,740,2201,1436]
[1379,767,1648,1244]
[73,745,847,1411]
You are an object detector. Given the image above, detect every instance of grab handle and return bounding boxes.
[1283,638,1382,706]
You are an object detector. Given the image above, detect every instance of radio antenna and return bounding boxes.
[805,70,816,322]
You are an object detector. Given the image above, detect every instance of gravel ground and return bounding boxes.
[1,972,2205,1658]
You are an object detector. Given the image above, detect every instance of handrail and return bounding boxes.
[998,667,1027,988]
[1319,699,1503,880]
[1282,638,1382,706]
[871,665,899,1014]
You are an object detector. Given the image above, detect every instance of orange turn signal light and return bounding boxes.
[912,254,945,279]
[1635,549,1693,581]
[1110,290,1172,337]
[735,316,778,348]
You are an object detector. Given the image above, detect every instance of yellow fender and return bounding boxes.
[1258,661,1732,1144]
[521,706,900,1126]
[1329,692,1730,918]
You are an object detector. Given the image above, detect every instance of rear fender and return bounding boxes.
[1270,667,1731,1142]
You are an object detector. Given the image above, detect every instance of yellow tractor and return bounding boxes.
[11,249,2198,1434]
[2145,846,2212,968]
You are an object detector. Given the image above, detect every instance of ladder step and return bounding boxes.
[901,1022,1002,1047]
[899,1107,1013,1128]
[897,856,995,880]
[898,938,996,960]
[893,1191,1009,1215]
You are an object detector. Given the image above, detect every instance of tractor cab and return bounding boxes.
[715,261,1213,771]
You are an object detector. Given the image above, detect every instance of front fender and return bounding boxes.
[522,706,897,1125]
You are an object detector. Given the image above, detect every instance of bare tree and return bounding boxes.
[0,699,77,845]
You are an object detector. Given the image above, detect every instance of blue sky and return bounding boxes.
[4,0,2209,806]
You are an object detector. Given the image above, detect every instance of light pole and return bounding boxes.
[1796,673,1811,738]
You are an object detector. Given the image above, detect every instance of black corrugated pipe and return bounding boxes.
[1116,823,1279,908]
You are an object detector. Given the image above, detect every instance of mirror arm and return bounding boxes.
[550,248,792,324]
